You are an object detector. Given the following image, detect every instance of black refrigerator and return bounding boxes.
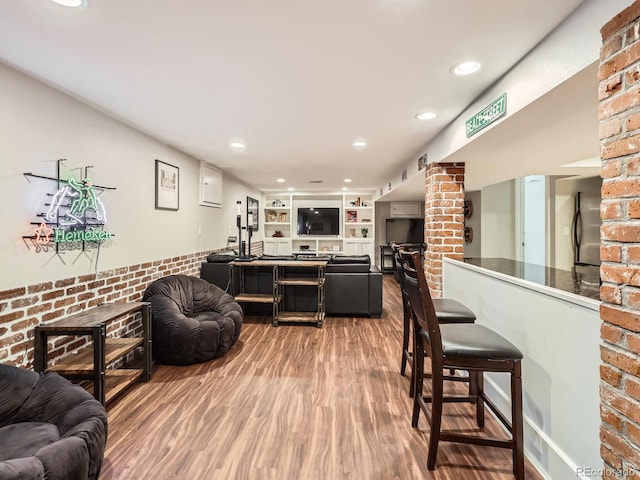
[571,191,601,267]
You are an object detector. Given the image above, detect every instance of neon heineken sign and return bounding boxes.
[33,224,113,246]
[24,160,115,253]
[46,177,107,226]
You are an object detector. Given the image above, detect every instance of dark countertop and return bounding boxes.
[461,258,600,301]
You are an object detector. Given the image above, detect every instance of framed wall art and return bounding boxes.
[155,160,179,210]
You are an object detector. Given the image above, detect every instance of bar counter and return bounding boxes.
[442,257,601,480]
[461,257,600,301]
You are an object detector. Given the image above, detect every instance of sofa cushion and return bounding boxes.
[0,457,45,480]
[258,255,296,261]
[206,253,236,263]
[296,255,332,261]
[330,255,370,265]
[0,366,39,429]
[0,422,59,462]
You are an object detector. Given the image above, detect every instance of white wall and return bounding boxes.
[0,61,262,291]
[374,202,392,268]
[480,179,515,259]
[374,200,425,265]
[443,259,601,480]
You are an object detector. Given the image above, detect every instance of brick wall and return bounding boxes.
[600,2,640,477]
[424,162,466,298]
[0,241,262,368]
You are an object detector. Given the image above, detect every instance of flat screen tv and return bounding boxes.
[297,208,340,236]
[386,218,424,244]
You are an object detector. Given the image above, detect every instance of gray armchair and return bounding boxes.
[0,363,107,480]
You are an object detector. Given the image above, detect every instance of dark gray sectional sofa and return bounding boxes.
[201,253,383,317]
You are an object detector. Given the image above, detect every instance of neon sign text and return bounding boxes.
[53,227,112,243]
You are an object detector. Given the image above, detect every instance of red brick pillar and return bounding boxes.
[424,162,465,298]
[600,2,640,475]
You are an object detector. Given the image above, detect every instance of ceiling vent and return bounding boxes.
[308,180,323,184]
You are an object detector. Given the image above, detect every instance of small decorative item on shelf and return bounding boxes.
[279,212,287,222]
[361,218,371,223]
[272,230,283,238]
[267,210,277,222]
[346,210,358,222]
[332,244,340,252]
[349,228,356,238]
[271,199,285,207]
[361,227,368,238]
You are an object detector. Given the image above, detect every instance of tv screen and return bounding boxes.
[386,218,424,244]
[297,208,340,236]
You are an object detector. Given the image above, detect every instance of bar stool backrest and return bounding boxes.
[400,250,444,364]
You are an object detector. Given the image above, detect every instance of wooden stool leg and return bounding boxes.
[512,361,524,480]
[412,341,425,428]
[427,364,444,471]
[476,371,485,428]
[409,318,416,399]
[401,303,410,376]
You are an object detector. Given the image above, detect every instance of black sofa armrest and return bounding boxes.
[200,262,233,292]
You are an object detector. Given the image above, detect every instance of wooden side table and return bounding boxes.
[34,302,152,405]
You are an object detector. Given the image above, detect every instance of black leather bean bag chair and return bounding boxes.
[143,275,243,365]
[0,363,107,480]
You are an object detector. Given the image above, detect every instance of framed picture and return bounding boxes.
[247,196,259,230]
[346,210,358,222]
[155,160,179,210]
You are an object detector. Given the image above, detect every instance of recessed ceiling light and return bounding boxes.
[276,178,285,183]
[287,187,294,191]
[230,141,246,149]
[50,0,83,6]
[344,178,352,183]
[352,140,367,148]
[451,61,481,76]
[415,112,437,120]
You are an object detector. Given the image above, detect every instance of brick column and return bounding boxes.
[424,162,465,298]
[600,2,640,476]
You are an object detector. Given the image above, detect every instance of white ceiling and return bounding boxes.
[0,0,586,195]
[382,61,602,201]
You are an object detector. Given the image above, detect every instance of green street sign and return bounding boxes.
[465,93,507,138]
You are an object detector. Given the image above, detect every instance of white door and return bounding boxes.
[522,175,547,273]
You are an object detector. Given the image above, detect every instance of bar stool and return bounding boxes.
[391,243,476,397]
[400,250,524,479]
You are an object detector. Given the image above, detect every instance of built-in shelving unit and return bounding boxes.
[261,192,375,258]
[263,194,293,255]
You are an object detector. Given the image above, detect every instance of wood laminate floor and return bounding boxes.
[100,276,543,480]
